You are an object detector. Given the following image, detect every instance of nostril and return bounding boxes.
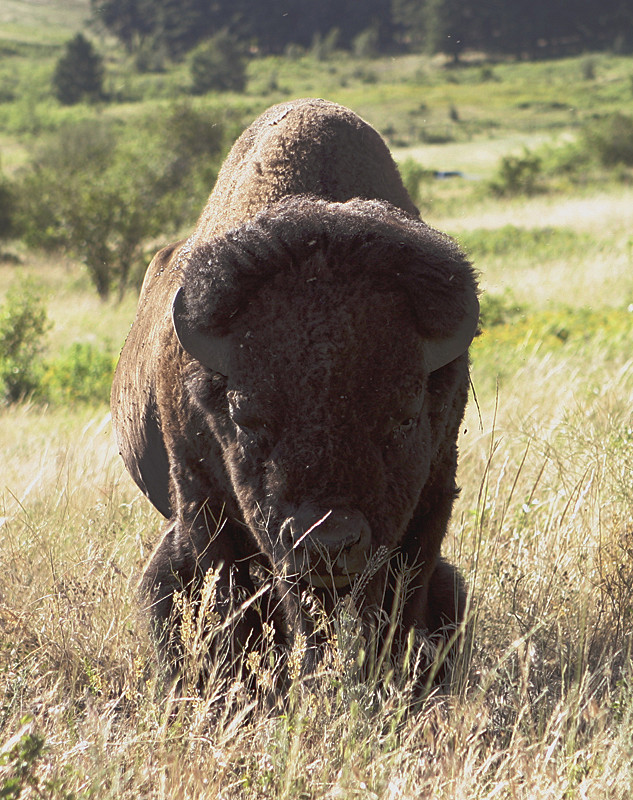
[280,510,337,552]
[280,505,371,557]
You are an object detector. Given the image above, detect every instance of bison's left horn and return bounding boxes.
[425,287,479,373]
[172,287,232,377]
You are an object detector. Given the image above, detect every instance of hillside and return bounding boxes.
[0,0,89,44]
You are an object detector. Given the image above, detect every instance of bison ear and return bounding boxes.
[424,287,479,373]
[171,287,232,377]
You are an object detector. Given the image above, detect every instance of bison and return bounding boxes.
[111,98,479,687]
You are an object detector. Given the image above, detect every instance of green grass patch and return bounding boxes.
[458,225,596,259]
[0,0,89,46]
[478,302,633,345]
[3,49,633,162]
[472,302,633,393]
[40,342,117,406]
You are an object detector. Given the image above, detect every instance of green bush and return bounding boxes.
[0,280,49,404]
[398,157,434,208]
[0,172,16,240]
[582,112,633,167]
[478,291,525,329]
[0,720,46,799]
[15,108,227,300]
[581,56,597,81]
[189,32,247,95]
[353,26,380,58]
[134,38,169,74]
[41,343,117,406]
[52,33,104,105]
[538,139,592,178]
[532,114,633,184]
[0,280,117,406]
[310,28,340,61]
[488,150,543,196]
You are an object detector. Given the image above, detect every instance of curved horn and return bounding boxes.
[425,287,479,373]
[171,287,232,377]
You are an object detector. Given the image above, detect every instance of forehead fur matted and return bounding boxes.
[181,195,476,341]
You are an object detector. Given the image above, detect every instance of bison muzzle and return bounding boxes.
[111,98,479,689]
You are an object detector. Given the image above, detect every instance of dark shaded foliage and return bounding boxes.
[52,33,104,105]
[583,113,633,167]
[189,31,247,94]
[92,0,633,58]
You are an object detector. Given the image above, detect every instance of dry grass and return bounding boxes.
[2,335,632,797]
[2,183,633,798]
[436,187,633,309]
[2,319,633,798]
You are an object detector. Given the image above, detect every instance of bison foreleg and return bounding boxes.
[138,518,261,688]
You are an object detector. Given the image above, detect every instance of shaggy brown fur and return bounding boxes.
[111,98,478,687]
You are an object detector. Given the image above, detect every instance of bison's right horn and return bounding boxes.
[424,287,480,373]
[172,287,232,377]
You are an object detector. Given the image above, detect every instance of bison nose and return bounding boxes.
[280,505,372,587]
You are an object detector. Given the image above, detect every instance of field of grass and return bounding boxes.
[3,229,633,797]
[2,3,633,798]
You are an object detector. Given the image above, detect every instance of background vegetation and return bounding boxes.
[2,1,633,797]
[89,0,633,60]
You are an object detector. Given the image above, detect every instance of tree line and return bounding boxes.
[92,0,633,60]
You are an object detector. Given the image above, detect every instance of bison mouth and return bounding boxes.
[279,506,372,590]
[292,538,372,589]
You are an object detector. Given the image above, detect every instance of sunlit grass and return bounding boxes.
[2,318,633,796]
[0,0,89,46]
[3,220,633,796]
[436,188,633,309]
[2,17,633,794]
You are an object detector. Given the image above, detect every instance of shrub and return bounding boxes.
[0,720,47,799]
[0,172,16,240]
[478,290,525,329]
[539,139,592,178]
[134,38,169,74]
[16,120,141,299]
[398,157,434,208]
[582,112,633,167]
[15,109,226,300]
[479,65,499,82]
[310,28,340,61]
[353,26,379,58]
[351,66,378,84]
[52,33,104,105]
[40,343,117,406]
[189,32,247,95]
[0,280,49,404]
[489,150,543,196]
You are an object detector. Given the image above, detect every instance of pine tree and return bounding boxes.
[189,31,247,94]
[52,34,104,105]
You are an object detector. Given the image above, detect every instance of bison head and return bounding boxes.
[171,196,478,595]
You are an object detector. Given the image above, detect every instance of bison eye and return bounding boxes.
[385,408,420,441]
[387,395,423,439]
[383,415,418,450]
[229,402,270,443]
[232,413,266,436]
[394,417,417,434]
